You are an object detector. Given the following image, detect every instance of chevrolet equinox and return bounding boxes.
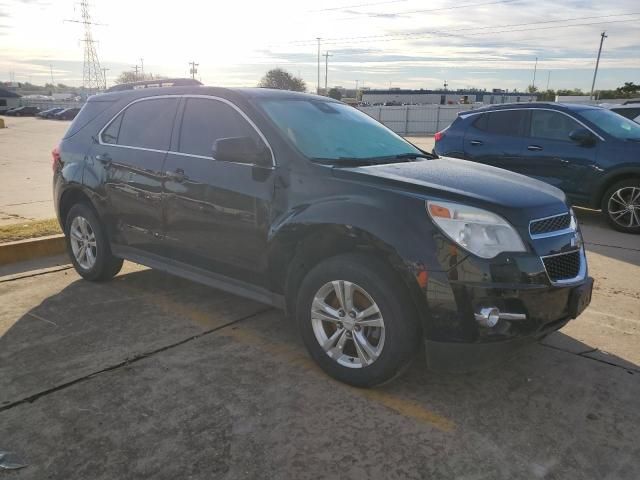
[53,83,593,387]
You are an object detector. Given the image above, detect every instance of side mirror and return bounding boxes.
[212,136,271,166]
[569,128,596,146]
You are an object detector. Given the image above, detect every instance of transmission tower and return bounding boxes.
[67,1,104,92]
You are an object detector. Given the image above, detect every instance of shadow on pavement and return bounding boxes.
[576,208,640,267]
[1,267,639,478]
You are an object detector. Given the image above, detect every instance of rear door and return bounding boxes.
[162,96,275,286]
[520,109,598,198]
[94,96,179,253]
[463,110,528,170]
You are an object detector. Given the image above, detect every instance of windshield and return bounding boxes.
[258,99,421,162]
[579,108,640,140]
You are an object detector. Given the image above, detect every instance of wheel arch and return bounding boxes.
[57,186,99,231]
[592,167,640,208]
[269,222,430,335]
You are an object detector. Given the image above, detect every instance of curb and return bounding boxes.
[0,234,66,266]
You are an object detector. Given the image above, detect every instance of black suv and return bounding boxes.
[54,84,593,386]
[434,103,640,233]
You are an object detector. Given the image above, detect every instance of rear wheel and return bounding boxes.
[65,203,123,281]
[296,254,420,387]
[602,179,640,234]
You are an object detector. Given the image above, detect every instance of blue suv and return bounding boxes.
[434,103,640,233]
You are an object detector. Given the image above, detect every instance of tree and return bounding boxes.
[526,84,538,94]
[258,68,306,92]
[328,87,342,100]
[114,71,166,85]
[616,82,639,95]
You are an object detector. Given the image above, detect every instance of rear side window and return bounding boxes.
[530,111,581,141]
[612,108,640,121]
[114,97,179,150]
[476,110,526,136]
[63,99,116,139]
[178,98,263,157]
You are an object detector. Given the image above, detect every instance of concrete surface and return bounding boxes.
[1,210,639,479]
[0,116,69,225]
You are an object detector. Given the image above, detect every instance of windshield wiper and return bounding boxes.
[625,137,640,143]
[311,157,380,166]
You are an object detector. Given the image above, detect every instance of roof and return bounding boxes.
[93,85,340,104]
[0,87,21,98]
[460,102,601,115]
[105,78,202,92]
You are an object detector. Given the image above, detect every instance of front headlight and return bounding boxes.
[427,200,526,259]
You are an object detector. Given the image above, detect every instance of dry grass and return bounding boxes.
[0,218,62,243]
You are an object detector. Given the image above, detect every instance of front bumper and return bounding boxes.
[424,275,593,371]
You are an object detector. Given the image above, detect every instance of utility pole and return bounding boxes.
[189,61,199,80]
[49,64,54,87]
[443,80,448,91]
[316,37,321,95]
[590,31,607,100]
[546,71,551,91]
[132,64,140,81]
[65,0,104,93]
[355,79,359,99]
[323,51,332,94]
[101,68,109,89]
[532,56,538,90]
[140,58,144,79]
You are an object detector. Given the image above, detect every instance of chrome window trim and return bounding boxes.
[459,107,606,142]
[540,247,587,286]
[97,94,276,167]
[529,211,576,239]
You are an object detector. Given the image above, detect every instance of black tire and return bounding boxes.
[295,253,420,387]
[65,203,123,281]
[601,179,640,234]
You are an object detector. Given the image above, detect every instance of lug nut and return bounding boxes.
[338,310,345,317]
[348,311,356,318]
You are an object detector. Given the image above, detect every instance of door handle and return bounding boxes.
[165,168,186,182]
[95,153,111,166]
[470,140,483,146]
[527,145,543,151]
[558,158,570,165]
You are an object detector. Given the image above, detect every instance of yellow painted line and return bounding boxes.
[116,282,456,432]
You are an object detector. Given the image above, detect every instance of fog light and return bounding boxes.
[475,307,500,328]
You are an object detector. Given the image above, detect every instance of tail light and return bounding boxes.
[51,145,61,171]
[434,130,445,142]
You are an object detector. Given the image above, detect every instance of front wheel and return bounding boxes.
[296,254,420,387]
[65,203,123,281]
[602,180,640,234]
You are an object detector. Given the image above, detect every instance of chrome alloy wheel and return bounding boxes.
[608,186,640,228]
[69,216,97,270]
[310,280,386,368]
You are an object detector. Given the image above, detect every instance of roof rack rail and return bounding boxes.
[106,78,203,93]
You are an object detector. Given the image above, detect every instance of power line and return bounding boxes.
[308,0,406,13]
[331,0,520,21]
[277,11,639,47]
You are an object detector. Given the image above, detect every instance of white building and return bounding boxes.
[0,87,21,112]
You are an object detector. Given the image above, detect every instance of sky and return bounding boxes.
[0,0,638,92]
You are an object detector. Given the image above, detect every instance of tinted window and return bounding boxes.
[611,108,640,121]
[179,98,263,157]
[64,98,117,139]
[484,111,526,136]
[117,98,179,150]
[101,114,122,144]
[530,111,581,141]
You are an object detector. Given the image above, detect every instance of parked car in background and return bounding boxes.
[53,107,81,120]
[434,103,640,233]
[53,84,592,386]
[4,106,41,116]
[600,103,640,124]
[37,107,65,119]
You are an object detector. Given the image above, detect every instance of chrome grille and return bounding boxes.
[530,213,572,236]
[542,250,581,282]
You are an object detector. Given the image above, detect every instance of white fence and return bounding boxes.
[358,104,478,135]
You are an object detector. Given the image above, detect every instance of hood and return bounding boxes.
[333,157,568,226]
